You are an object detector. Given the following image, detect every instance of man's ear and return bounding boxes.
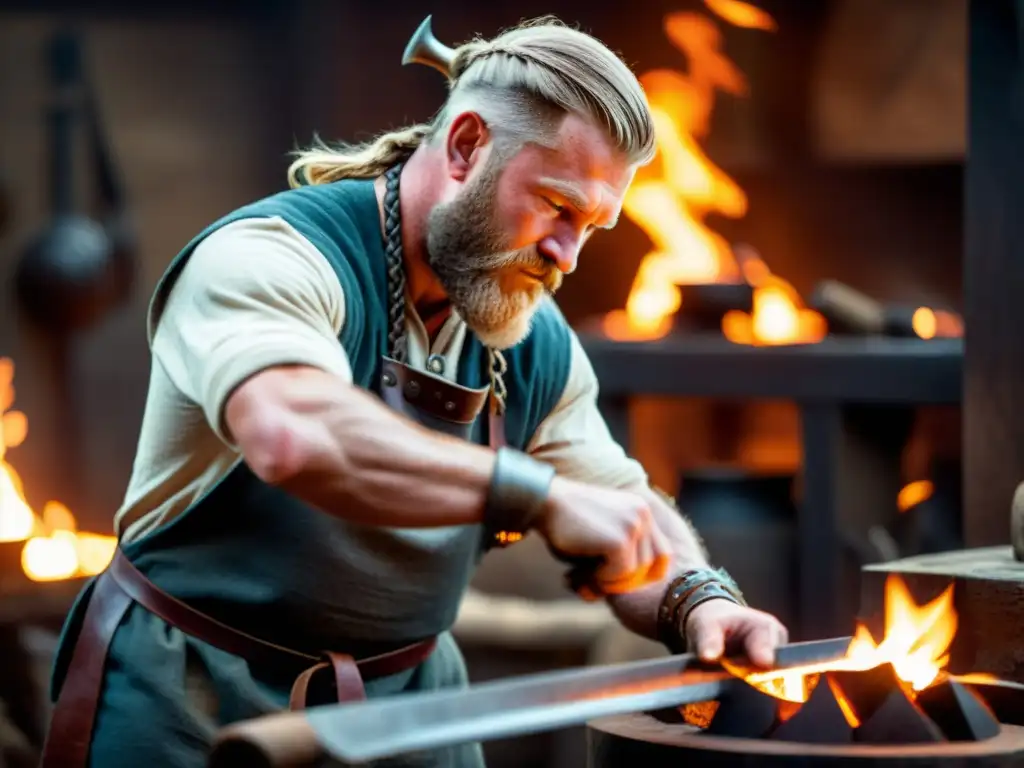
[444,111,491,181]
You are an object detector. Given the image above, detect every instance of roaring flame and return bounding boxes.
[721,250,827,346]
[0,357,117,581]
[604,5,825,345]
[724,574,963,710]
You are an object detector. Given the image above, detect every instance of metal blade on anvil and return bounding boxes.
[305,636,852,763]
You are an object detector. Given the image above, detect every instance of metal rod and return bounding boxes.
[210,636,852,766]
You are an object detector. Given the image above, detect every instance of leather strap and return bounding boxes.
[110,550,437,682]
[40,566,132,768]
[288,652,366,709]
[489,405,507,450]
[109,550,317,667]
[40,551,438,766]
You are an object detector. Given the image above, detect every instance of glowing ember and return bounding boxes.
[723,574,970,708]
[0,357,116,582]
[911,307,964,340]
[604,4,826,346]
[898,480,934,513]
[703,0,778,31]
[721,248,827,346]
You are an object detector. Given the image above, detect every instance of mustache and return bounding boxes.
[497,251,562,294]
[448,246,540,272]
[518,255,562,294]
[441,243,562,294]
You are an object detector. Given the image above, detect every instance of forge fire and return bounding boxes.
[601,0,962,347]
[602,1,827,346]
[668,573,1008,749]
[0,357,116,582]
[588,570,1024,768]
[728,574,971,703]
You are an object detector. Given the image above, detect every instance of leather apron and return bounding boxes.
[40,161,507,766]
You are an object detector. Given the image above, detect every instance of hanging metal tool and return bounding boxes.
[14,26,135,334]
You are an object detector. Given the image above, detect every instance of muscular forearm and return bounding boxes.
[605,485,710,638]
[228,366,497,528]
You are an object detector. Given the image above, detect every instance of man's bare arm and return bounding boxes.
[605,486,710,638]
[224,364,672,597]
[225,365,498,528]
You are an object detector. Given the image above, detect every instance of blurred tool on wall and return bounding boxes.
[13,26,136,507]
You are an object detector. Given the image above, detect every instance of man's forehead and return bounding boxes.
[559,115,633,176]
[542,122,631,200]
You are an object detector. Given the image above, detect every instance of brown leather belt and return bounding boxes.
[40,549,437,767]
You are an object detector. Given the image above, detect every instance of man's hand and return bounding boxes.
[534,476,673,597]
[685,599,789,668]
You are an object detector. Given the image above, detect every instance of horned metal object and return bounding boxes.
[402,15,456,78]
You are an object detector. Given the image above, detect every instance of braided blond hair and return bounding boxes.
[287,15,655,186]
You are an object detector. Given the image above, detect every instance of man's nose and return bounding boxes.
[538,235,580,275]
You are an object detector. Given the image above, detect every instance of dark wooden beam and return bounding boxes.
[963,0,1024,551]
[580,335,961,404]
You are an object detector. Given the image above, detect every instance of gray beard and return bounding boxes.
[424,162,561,350]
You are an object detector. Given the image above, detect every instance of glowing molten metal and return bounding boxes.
[723,574,993,723]
[0,357,116,582]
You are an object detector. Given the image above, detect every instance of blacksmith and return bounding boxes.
[42,15,788,767]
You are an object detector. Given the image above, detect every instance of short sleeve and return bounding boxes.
[526,329,649,489]
[150,216,353,444]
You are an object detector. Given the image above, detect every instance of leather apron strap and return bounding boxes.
[40,550,438,767]
[40,564,132,768]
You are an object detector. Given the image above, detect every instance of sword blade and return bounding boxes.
[306,636,851,762]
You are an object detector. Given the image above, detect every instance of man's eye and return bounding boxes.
[543,197,564,213]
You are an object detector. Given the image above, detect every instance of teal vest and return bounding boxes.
[119,179,572,651]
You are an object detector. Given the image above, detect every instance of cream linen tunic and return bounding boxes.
[116,217,648,543]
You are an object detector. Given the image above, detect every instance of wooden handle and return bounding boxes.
[545,542,605,600]
[207,711,325,768]
[810,280,886,334]
[810,280,918,337]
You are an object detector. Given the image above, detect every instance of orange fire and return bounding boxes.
[723,574,990,723]
[720,249,827,346]
[603,2,826,345]
[911,307,964,340]
[0,357,117,582]
[898,480,934,513]
[703,0,777,30]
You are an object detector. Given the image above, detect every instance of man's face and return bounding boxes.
[426,112,635,350]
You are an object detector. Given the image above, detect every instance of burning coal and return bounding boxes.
[711,574,1002,742]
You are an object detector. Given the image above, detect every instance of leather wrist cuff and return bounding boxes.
[483,447,556,549]
[657,567,746,654]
